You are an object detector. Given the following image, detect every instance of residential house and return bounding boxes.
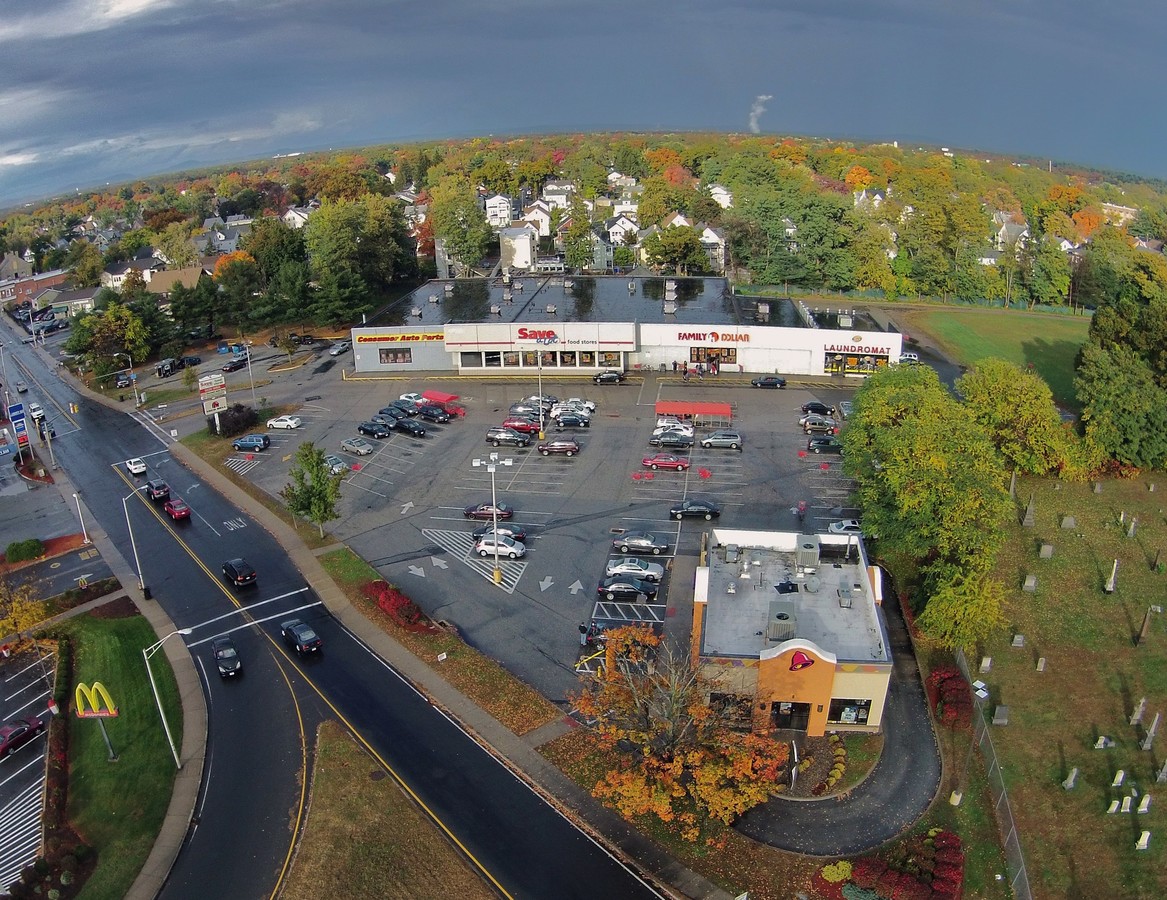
[194,223,251,256]
[661,211,692,229]
[708,184,734,209]
[499,225,539,271]
[0,252,32,282]
[520,200,554,237]
[1101,202,1139,227]
[993,214,1029,253]
[1135,236,1164,255]
[605,214,640,247]
[147,265,214,298]
[101,259,159,290]
[542,180,576,211]
[612,196,640,218]
[282,207,314,229]
[586,227,615,272]
[607,171,638,190]
[484,194,517,229]
[782,217,799,252]
[635,225,660,266]
[34,286,100,317]
[696,224,727,274]
[853,189,885,210]
[977,249,1002,266]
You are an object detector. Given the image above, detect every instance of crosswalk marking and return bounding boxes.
[0,775,45,890]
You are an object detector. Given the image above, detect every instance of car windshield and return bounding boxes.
[217,646,237,659]
[297,627,318,641]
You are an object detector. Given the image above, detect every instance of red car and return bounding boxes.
[0,717,46,757]
[164,498,191,520]
[463,502,515,520]
[501,417,541,434]
[642,453,690,471]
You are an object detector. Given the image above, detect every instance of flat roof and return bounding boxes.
[374,276,811,329]
[699,529,890,663]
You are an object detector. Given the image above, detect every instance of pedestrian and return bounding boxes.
[579,622,588,646]
[588,623,601,645]
[672,360,678,372]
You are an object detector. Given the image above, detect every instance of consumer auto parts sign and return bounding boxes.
[356,332,444,343]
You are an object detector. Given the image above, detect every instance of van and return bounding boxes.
[156,358,178,377]
[898,352,919,365]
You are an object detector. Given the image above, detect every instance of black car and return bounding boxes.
[417,404,451,423]
[212,637,242,677]
[807,436,844,454]
[597,576,659,601]
[281,619,322,655]
[802,400,835,417]
[472,523,529,543]
[222,558,257,586]
[377,405,408,420]
[357,421,393,439]
[181,355,202,366]
[391,399,420,416]
[395,418,426,437]
[751,376,787,389]
[221,357,247,372]
[555,412,590,429]
[485,427,531,447]
[593,370,626,385]
[670,498,721,520]
[612,531,669,555]
[145,479,170,501]
[649,432,694,449]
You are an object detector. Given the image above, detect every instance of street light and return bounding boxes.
[537,351,546,440]
[73,492,90,544]
[472,452,513,585]
[143,628,193,769]
[243,344,257,407]
[122,490,146,592]
[113,352,139,407]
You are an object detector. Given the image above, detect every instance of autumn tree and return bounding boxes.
[65,241,104,287]
[213,252,262,333]
[303,194,415,293]
[915,564,1006,651]
[844,165,874,193]
[64,301,150,380]
[281,442,344,538]
[0,574,44,640]
[573,627,788,840]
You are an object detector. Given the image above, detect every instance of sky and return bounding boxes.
[2,0,1165,208]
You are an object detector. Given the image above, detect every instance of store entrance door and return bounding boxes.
[771,701,811,731]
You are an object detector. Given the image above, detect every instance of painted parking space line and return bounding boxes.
[223,456,262,476]
[0,775,45,890]
[421,528,527,593]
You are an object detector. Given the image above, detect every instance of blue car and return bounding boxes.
[232,434,270,452]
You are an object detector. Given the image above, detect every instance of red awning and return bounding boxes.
[422,390,460,404]
[655,401,733,421]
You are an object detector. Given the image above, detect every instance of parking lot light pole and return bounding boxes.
[537,354,545,440]
[472,453,513,585]
[113,351,139,406]
[143,627,193,769]
[73,492,90,544]
[122,491,145,591]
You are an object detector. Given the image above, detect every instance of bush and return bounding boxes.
[5,538,45,562]
[842,886,883,900]
[206,403,259,437]
[821,860,853,883]
[851,857,887,890]
[361,581,427,629]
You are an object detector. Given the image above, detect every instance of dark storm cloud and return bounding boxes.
[2,0,1165,207]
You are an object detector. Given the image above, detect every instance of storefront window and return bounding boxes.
[503,351,520,367]
[824,353,887,376]
[379,348,414,365]
[599,351,622,368]
[522,351,539,367]
[560,351,577,367]
[484,351,502,367]
[460,351,482,368]
[579,351,595,367]
[689,347,737,365]
[827,698,871,725]
[540,350,558,367]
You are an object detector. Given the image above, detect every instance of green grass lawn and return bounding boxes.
[54,612,181,899]
[894,307,1090,409]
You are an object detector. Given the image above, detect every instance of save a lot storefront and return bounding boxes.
[443,322,638,372]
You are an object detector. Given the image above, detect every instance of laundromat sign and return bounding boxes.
[677,331,750,343]
[825,336,892,355]
[356,332,445,343]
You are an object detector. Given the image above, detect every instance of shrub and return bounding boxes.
[893,878,931,900]
[842,887,882,900]
[821,861,853,883]
[361,580,427,629]
[851,856,887,889]
[877,869,902,897]
[206,403,258,438]
[5,538,45,562]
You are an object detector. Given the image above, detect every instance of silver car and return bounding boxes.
[605,557,664,582]
[324,454,348,475]
[340,437,374,456]
[473,535,526,559]
[700,430,743,450]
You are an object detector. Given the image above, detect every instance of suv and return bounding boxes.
[145,479,171,501]
[537,439,580,456]
[114,373,132,388]
[802,415,838,435]
[417,404,450,423]
[807,436,844,454]
[27,402,44,421]
[700,430,744,451]
[232,434,270,452]
[485,427,531,448]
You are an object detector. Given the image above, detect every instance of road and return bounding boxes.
[8,336,663,899]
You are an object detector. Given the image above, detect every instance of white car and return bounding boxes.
[828,519,863,536]
[550,402,591,419]
[126,458,147,475]
[656,416,687,429]
[605,557,664,582]
[564,397,596,412]
[266,415,302,430]
[27,402,44,421]
[399,392,425,406]
[474,535,526,559]
[652,424,694,439]
[328,340,352,356]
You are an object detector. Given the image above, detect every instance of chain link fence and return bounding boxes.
[955,649,1033,900]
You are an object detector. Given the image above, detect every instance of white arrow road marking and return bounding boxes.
[569,580,584,594]
[408,565,426,577]
[401,501,415,514]
[430,557,448,569]
[539,576,553,592]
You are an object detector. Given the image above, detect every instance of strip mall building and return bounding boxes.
[350,277,903,376]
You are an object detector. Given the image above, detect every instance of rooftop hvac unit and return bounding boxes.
[796,537,820,570]
[490,305,502,315]
[765,600,798,642]
[545,304,557,314]
[410,307,423,318]
[724,544,740,563]
[756,301,771,322]
[663,301,677,314]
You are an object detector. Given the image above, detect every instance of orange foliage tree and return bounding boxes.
[572,626,789,841]
[644,147,684,175]
[1072,208,1104,239]
[770,140,808,166]
[845,165,874,193]
[213,250,256,279]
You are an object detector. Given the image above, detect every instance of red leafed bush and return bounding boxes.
[893,878,931,900]
[930,877,959,899]
[877,870,902,898]
[933,863,963,885]
[852,856,887,890]
[935,846,965,867]
[932,831,962,850]
[361,580,427,629]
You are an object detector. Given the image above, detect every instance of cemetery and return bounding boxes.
[970,474,1167,897]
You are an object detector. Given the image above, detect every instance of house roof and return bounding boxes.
[147,266,211,294]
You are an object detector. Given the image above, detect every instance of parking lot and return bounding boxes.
[220,376,859,702]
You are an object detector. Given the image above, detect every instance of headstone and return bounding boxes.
[1105,559,1118,594]
[1023,575,1037,592]
[1012,633,1026,647]
[1131,698,1147,726]
[1150,483,1156,492]
[1107,800,1120,814]
[1095,735,1114,749]
[980,656,992,674]
[1061,515,1076,530]
[1128,517,1138,538]
[1139,609,1153,645]
[1139,794,1152,814]
[1136,831,1151,851]
[992,705,1009,726]
[1142,712,1161,751]
[1158,760,1167,783]
[1037,657,1046,672]
[1113,770,1126,788]
[1040,543,1054,559]
[1062,767,1079,790]
[1120,511,1126,524]
[1122,796,1133,813]
[1022,493,1036,527]
[1094,482,1103,494]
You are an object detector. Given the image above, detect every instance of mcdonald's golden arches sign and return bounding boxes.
[75,682,119,718]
